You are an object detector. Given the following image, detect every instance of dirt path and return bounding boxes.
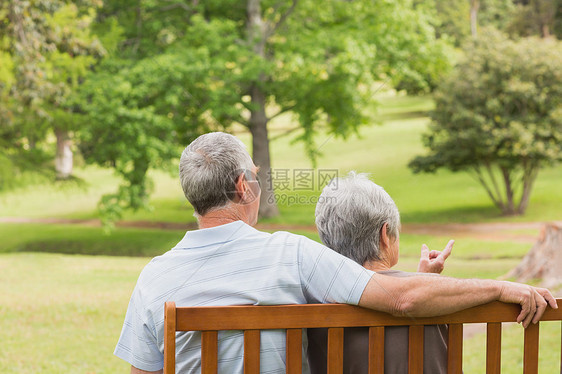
[2,216,560,243]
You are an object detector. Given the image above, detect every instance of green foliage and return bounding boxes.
[478,0,516,32]
[431,0,471,43]
[74,14,254,224]
[377,1,453,94]
[506,0,561,38]
[431,0,516,45]
[71,0,452,224]
[0,0,105,187]
[75,59,178,224]
[409,30,562,215]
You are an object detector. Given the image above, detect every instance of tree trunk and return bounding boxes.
[470,0,480,38]
[517,166,539,214]
[247,0,279,218]
[534,0,554,38]
[55,128,73,179]
[500,166,515,215]
[507,224,562,288]
[249,100,279,218]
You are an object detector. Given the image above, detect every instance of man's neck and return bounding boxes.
[197,209,247,229]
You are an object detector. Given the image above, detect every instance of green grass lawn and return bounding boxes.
[0,223,185,256]
[0,253,141,373]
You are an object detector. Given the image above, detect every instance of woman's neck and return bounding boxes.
[362,259,392,272]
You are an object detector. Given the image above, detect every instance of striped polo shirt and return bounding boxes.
[114,220,374,373]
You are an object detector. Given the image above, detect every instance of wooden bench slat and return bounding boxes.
[162,299,562,373]
[164,301,176,374]
[286,329,302,374]
[201,331,218,374]
[244,330,260,374]
[176,301,562,331]
[368,326,384,374]
[486,322,502,374]
[447,323,463,374]
[523,322,539,374]
[408,325,424,374]
[327,327,344,374]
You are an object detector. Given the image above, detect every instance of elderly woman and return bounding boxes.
[308,172,453,374]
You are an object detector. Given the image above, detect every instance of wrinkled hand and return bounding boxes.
[499,281,558,328]
[417,240,454,274]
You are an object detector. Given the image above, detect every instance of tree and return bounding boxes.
[77,0,452,221]
[429,0,516,44]
[470,0,480,37]
[507,0,560,38]
[430,0,517,44]
[431,0,471,44]
[0,0,53,183]
[0,0,104,181]
[409,30,562,215]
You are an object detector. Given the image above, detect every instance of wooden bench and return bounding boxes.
[164,299,562,374]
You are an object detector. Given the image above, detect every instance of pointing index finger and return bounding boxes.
[420,244,430,260]
[441,239,454,259]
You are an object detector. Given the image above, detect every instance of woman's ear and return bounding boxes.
[380,222,390,250]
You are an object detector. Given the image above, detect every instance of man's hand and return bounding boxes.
[417,240,454,274]
[498,281,558,328]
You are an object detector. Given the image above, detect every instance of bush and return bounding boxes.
[409,29,562,215]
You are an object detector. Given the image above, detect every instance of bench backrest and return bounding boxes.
[164,299,562,374]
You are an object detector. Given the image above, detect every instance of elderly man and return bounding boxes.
[115,132,556,374]
[308,172,452,373]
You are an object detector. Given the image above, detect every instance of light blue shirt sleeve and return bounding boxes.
[297,235,374,305]
[114,284,164,372]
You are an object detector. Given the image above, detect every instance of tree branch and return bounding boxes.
[517,159,540,214]
[218,112,249,128]
[470,165,505,210]
[270,126,300,141]
[510,166,524,198]
[236,116,250,128]
[240,100,253,112]
[267,104,297,121]
[157,3,193,12]
[483,159,505,208]
[132,1,143,54]
[265,0,298,40]
[500,165,515,213]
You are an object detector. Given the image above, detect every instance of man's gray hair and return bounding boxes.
[179,132,254,215]
[315,172,401,265]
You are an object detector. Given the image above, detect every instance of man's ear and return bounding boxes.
[380,223,390,250]
[233,173,247,203]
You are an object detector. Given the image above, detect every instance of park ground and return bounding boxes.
[1,94,561,373]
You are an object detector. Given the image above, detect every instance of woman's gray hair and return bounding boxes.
[179,132,254,215]
[315,171,401,265]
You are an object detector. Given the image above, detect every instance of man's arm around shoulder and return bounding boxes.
[359,272,558,328]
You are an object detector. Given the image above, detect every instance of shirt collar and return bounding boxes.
[173,220,258,249]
